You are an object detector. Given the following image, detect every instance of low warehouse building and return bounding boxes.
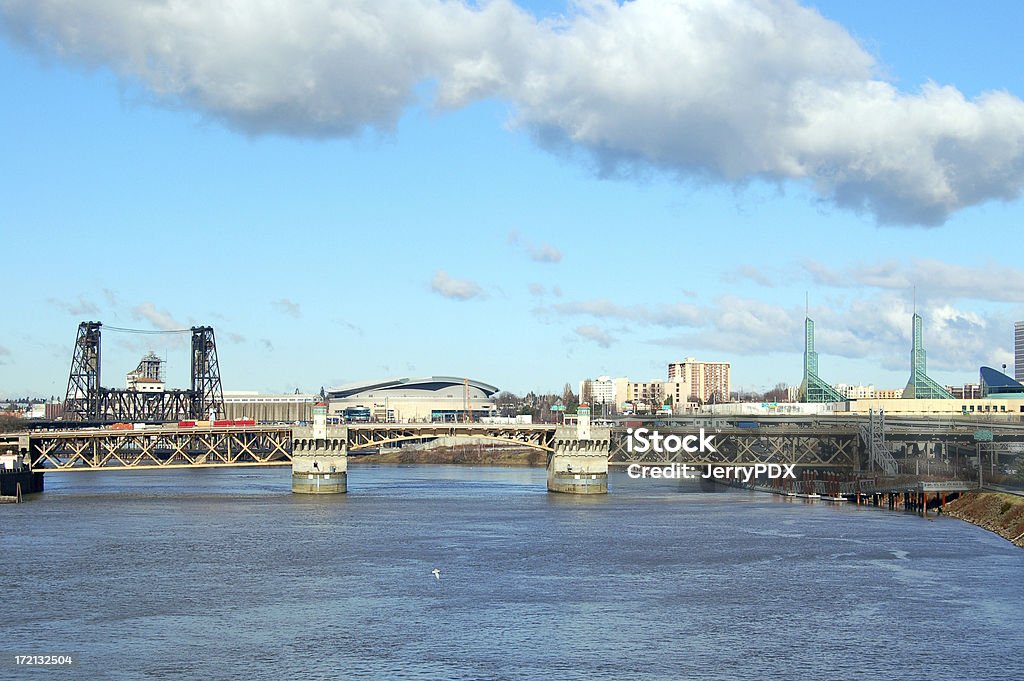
[222,392,317,423]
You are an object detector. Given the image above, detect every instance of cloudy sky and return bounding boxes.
[2,0,1023,398]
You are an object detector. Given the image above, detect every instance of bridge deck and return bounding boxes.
[8,415,1024,472]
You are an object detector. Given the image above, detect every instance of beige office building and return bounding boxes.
[625,380,665,413]
[873,389,904,400]
[664,380,700,414]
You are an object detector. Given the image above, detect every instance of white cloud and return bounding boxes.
[528,282,546,296]
[816,295,1012,373]
[552,298,701,327]
[132,302,185,331]
[430,270,482,301]
[5,1,1020,224]
[528,243,562,263]
[505,1,1024,226]
[575,325,616,348]
[273,298,301,318]
[47,297,99,316]
[651,296,801,355]
[725,265,779,288]
[803,258,1024,302]
[0,0,534,137]
[508,229,562,263]
[642,291,1013,382]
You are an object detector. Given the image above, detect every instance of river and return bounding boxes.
[3,465,1022,679]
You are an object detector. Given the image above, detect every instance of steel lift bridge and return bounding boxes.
[62,321,224,423]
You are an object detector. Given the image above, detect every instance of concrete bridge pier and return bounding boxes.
[547,404,609,494]
[291,404,347,494]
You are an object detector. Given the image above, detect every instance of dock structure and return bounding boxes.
[1,442,43,499]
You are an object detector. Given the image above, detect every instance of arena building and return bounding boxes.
[326,377,499,423]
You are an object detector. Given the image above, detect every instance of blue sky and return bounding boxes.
[2,0,1023,399]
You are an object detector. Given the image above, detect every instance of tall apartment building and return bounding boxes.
[1016,321,1024,381]
[667,358,731,404]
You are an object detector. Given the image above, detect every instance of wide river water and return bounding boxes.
[2,465,1023,680]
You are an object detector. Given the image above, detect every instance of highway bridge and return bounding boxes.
[8,319,1020,495]
[5,413,1022,474]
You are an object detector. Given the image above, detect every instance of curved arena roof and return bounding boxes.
[327,376,499,399]
[980,366,1024,397]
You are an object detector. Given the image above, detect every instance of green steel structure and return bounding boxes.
[902,313,953,399]
[801,317,844,403]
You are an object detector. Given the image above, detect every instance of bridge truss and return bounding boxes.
[608,427,861,468]
[19,419,1024,475]
[28,426,293,471]
[345,423,558,452]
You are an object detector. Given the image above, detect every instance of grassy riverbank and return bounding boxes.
[945,491,1024,548]
[349,446,547,467]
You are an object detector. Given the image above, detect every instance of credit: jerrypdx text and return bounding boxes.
[626,462,796,482]
[624,428,798,482]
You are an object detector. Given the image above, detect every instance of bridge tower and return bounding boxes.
[190,326,226,420]
[63,321,103,421]
[292,402,347,494]
[547,403,609,494]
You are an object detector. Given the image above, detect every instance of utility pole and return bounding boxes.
[977,441,983,489]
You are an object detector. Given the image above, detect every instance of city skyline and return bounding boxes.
[2,1,1024,398]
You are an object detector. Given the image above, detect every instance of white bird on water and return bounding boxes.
[431,568,441,580]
